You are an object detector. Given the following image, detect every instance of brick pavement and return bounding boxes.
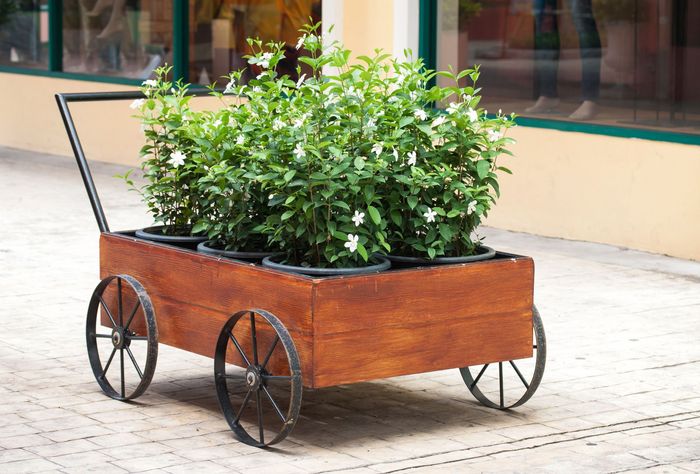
[1,147,700,473]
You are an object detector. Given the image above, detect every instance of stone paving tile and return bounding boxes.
[2,147,700,473]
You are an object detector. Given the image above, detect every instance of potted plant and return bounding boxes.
[372,63,515,266]
[190,81,281,261]
[127,66,209,248]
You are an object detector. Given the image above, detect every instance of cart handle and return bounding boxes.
[55,89,218,233]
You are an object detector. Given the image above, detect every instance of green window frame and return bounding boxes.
[0,0,191,86]
[418,0,700,146]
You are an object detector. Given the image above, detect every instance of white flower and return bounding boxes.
[407,150,417,166]
[371,143,383,156]
[169,151,186,168]
[296,73,306,88]
[498,109,503,115]
[252,86,262,93]
[273,118,285,131]
[431,115,447,128]
[467,200,477,215]
[292,117,305,128]
[414,109,427,121]
[258,52,273,69]
[213,119,222,128]
[446,102,460,115]
[294,143,306,159]
[423,207,437,223]
[296,35,306,50]
[392,148,399,161]
[344,234,359,253]
[256,73,265,80]
[236,135,245,145]
[351,210,365,227]
[129,99,145,109]
[488,129,502,142]
[463,94,473,102]
[142,79,157,88]
[467,108,478,123]
[366,118,375,128]
[224,79,235,94]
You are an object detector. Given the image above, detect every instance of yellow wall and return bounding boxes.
[486,127,700,261]
[343,0,394,58]
[1,74,141,166]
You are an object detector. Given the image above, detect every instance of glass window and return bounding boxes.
[437,0,700,135]
[62,0,172,79]
[0,0,49,69]
[189,0,321,85]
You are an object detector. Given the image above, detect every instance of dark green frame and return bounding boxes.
[0,0,191,86]
[417,0,700,145]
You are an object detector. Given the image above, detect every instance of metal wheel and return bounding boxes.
[214,309,302,448]
[86,275,158,401]
[460,306,546,409]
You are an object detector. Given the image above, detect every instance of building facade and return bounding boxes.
[1,0,698,260]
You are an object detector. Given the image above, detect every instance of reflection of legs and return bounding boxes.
[97,0,127,40]
[568,0,601,119]
[527,0,561,113]
[87,0,115,17]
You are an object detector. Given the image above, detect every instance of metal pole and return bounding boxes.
[55,93,110,233]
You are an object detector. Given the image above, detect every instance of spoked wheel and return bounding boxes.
[460,306,546,409]
[214,309,302,448]
[86,275,158,401]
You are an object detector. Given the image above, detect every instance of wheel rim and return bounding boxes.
[214,309,302,448]
[86,275,158,401]
[460,306,546,409]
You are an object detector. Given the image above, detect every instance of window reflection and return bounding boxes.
[438,0,700,134]
[62,0,172,79]
[0,0,49,69]
[189,0,321,85]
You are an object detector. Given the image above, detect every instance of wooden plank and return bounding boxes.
[313,308,532,387]
[313,257,533,335]
[311,257,534,387]
[100,233,315,386]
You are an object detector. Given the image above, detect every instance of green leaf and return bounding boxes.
[476,160,491,180]
[407,196,418,209]
[427,247,437,259]
[390,210,402,226]
[399,116,414,128]
[191,222,208,234]
[281,210,295,221]
[283,170,296,182]
[332,201,351,210]
[356,243,369,261]
[367,205,381,225]
[354,156,365,170]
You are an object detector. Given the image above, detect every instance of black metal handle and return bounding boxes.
[55,89,219,234]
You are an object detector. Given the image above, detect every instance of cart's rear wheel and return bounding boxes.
[460,306,546,409]
[86,275,158,401]
[214,309,302,448]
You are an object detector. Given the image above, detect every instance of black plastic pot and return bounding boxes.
[197,241,279,263]
[262,255,391,277]
[134,226,207,250]
[385,246,496,268]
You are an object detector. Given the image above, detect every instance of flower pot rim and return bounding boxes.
[135,225,208,244]
[384,245,496,265]
[197,241,281,260]
[262,255,391,276]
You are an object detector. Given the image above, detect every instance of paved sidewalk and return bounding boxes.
[1,146,700,473]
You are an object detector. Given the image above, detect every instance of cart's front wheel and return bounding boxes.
[214,309,302,448]
[460,306,546,409]
[86,275,158,401]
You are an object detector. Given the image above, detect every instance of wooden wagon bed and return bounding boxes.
[100,232,534,389]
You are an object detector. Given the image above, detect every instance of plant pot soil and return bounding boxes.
[385,245,496,268]
[262,255,391,276]
[197,241,279,262]
[135,225,207,250]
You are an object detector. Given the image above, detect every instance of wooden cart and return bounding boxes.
[58,91,546,448]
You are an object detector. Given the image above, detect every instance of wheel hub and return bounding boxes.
[110,328,131,349]
[245,366,262,390]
